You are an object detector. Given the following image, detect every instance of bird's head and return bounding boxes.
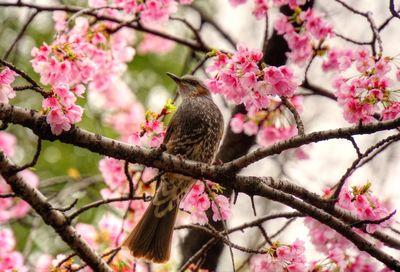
[166,73,211,99]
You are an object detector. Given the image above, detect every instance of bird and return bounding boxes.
[122,72,224,263]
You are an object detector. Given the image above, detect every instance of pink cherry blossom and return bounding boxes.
[243,120,259,135]
[328,50,400,124]
[275,14,294,35]
[35,255,53,272]
[46,108,72,135]
[250,239,307,272]
[230,113,246,133]
[0,131,16,157]
[211,195,231,221]
[0,228,28,272]
[382,102,400,120]
[207,45,299,111]
[76,223,98,248]
[229,0,248,7]
[0,67,18,104]
[263,66,297,96]
[53,11,67,32]
[253,0,269,19]
[274,7,333,65]
[138,33,176,55]
[99,157,127,190]
[140,0,177,23]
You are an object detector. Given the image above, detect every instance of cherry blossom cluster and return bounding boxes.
[250,239,306,271]
[323,48,400,124]
[334,181,393,234]
[35,214,146,271]
[41,84,84,135]
[229,96,309,158]
[128,110,169,148]
[138,33,176,55]
[228,0,309,19]
[180,180,231,224]
[0,228,28,272]
[0,127,37,272]
[99,156,155,211]
[0,67,18,104]
[207,45,299,111]
[309,251,392,272]
[304,181,394,271]
[0,132,39,223]
[31,11,136,135]
[274,8,333,64]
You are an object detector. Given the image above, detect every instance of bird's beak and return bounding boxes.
[166,72,183,84]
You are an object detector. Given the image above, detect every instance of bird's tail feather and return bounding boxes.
[122,201,178,263]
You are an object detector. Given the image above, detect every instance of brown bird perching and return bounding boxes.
[122,73,224,263]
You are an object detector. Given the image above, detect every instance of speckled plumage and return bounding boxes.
[123,74,224,263]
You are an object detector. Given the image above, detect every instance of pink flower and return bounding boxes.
[264,66,298,96]
[374,58,391,76]
[35,255,53,272]
[138,33,176,55]
[54,84,76,107]
[0,67,17,104]
[276,246,293,261]
[76,223,98,248]
[229,0,247,7]
[243,120,259,135]
[53,11,67,32]
[230,114,245,133]
[99,214,123,245]
[211,195,231,221]
[300,8,333,39]
[206,52,229,73]
[65,104,84,123]
[99,157,127,190]
[42,97,59,109]
[284,32,313,64]
[140,0,177,23]
[322,48,354,72]
[46,108,72,135]
[206,78,225,94]
[382,102,400,120]
[0,132,16,157]
[275,14,294,35]
[250,239,307,272]
[253,0,269,19]
[0,229,15,252]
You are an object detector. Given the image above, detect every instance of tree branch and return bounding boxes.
[0,153,113,272]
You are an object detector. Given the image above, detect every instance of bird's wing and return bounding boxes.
[162,100,208,157]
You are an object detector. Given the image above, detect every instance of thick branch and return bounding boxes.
[1,103,400,182]
[1,103,399,268]
[0,153,112,272]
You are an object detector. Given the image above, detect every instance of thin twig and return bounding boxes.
[281,97,305,135]
[350,210,397,228]
[262,13,269,55]
[330,133,400,202]
[3,10,39,59]
[53,198,79,212]
[124,161,134,198]
[68,194,151,220]
[0,58,49,97]
[389,0,400,19]
[11,137,42,173]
